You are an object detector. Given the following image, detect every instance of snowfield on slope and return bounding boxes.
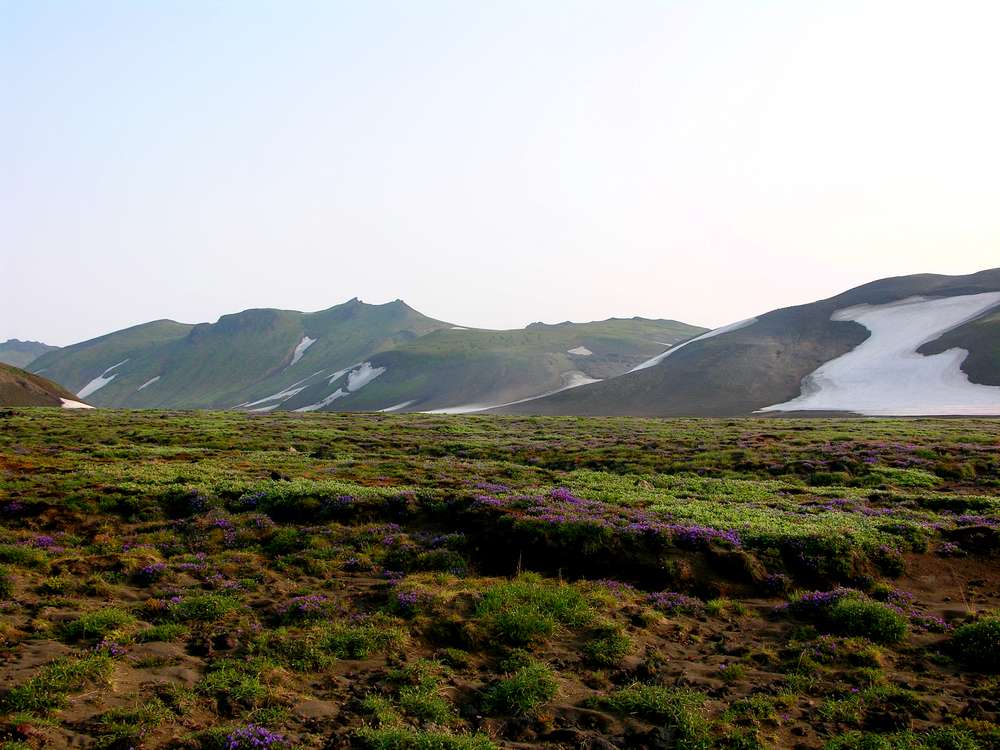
[235,371,326,409]
[77,360,129,398]
[289,336,316,367]
[60,398,94,409]
[630,318,757,372]
[346,362,385,391]
[761,292,1000,416]
[425,371,601,414]
[567,346,593,356]
[136,376,160,391]
[294,363,386,412]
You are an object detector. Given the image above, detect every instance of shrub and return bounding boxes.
[322,618,409,659]
[355,727,497,750]
[196,658,271,707]
[0,544,49,571]
[583,627,633,667]
[60,607,136,641]
[137,623,188,643]
[827,598,909,645]
[170,593,241,622]
[950,617,1000,671]
[0,565,13,599]
[482,661,558,715]
[475,574,591,646]
[1,653,114,713]
[594,684,710,750]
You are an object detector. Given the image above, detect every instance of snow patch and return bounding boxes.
[60,398,94,409]
[289,336,317,367]
[450,327,469,331]
[379,400,415,412]
[760,292,1000,416]
[77,360,129,398]
[567,346,593,356]
[346,362,386,391]
[293,362,386,412]
[425,371,601,414]
[294,389,348,412]
[235,371,324,409]
[136,376,160,392]
[630,319,758,372]
[329,363,361,386]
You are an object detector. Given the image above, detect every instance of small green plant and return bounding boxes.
[475,573,592,646]
[196,658,272,708]
[950,617,1000,671]
[583,627,633,667]
[718,662,747,682]
[60,607,136,641]
[482,660,558,715]
[827,598,908,645]
[355,727,497,750]
[137,622,189,643]
[321,618,409,659]
[0,565,13,599]
[1,653,114,713]
[170,593,241,622]
[0,545,49,571]
[95,698,173,749]
[593,684,710,750]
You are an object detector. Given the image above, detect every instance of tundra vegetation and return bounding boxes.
[0,409,998,749]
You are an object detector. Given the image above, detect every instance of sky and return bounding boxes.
[3,1,999,346]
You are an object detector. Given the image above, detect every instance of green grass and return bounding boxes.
[593,684,711,750]
[355,727,498,750]
[950,617,1000,671]
[60,607,137,641]
[1,410,999,749]
[827,598,910,645]
[482,660,558,715]
[475,573,593,646]
[1,653,114,713]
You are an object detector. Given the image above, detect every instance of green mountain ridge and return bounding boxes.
[0,339,59,369]
[26,300,705,412]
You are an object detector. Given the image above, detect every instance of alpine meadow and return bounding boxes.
[3,2,1000,750]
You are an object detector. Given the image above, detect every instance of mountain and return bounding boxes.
[28,300,448,409]
[0,339,59,369]
[273,317,705,413]
[27,300,704,411]
[0,364,91,408]
[495,268,1000,417]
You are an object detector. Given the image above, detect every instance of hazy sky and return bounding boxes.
[3,1,999,346]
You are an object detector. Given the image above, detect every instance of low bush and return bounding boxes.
[950,617,1000,671]
[482,661,557,715]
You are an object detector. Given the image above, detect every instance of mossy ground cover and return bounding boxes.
[0,410,999,749]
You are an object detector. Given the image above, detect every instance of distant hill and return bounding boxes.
[496,268,1000,417]
[0,364,90,408]
[27,300,703,411]
[0,339,59,369]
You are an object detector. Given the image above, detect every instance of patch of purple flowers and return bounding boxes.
[134,562,167,585]
[278,594,331,620]
[647,591,705,615]
[226,724,288,750]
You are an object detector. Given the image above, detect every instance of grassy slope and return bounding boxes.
[0,363,82,406]
[0,340,59,369]
[28,320,194,400]
[282,318,706,412]
[0,411,998,749]
[30,300,451,409]
[499,268,1000,416]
